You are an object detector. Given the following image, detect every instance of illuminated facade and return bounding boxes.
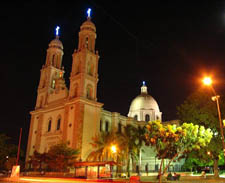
[26,13,183,172]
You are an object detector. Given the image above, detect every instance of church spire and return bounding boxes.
[141,81,148,94]
[77,8,96,52]
[44,26,63,68]
[35,26,65,109]
[69,9,99,101]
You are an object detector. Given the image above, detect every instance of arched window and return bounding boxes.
[86,85,93,99]
[85,37,88,48]
[105,121,109,132]
[52,54,57,66]
[87,61,94,76]
[100,120,102,132]
[145,114,150,122]
[52,79,55,89]
[56,118,61,130]
[134,115,138,121]
[47,119,52,132]
[118,123,122,133]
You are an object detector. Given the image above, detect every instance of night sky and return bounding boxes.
[1,1,225,151]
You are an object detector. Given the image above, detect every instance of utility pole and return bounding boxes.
[16,128,22,165]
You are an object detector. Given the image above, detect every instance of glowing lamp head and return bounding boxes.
[87,8,91,18]
[142,81,146,86]
[203,77,212,86]
[111,145,117,153]
[55,26,60,37]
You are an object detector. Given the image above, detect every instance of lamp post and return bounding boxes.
[110,145,117,178]
[111,145,117,154]
[203,77,225,161]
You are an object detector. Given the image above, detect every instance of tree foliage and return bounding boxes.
[177,88,225,176]
[117,124,140,176]
[0,133,24,170]
[145,120,212,182]
[88,131,118,161]
[28,143,79,172]
[88,125,146,177]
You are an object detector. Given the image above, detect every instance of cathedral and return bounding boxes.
[26,11,183,172]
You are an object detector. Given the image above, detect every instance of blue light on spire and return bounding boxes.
[87,8,91,18]
[142,81,146,86]
[55,26,60,36]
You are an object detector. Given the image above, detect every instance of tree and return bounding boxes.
[28,151,48,171]
[88,126,141,177]
[5,157,17,171]
[46,143,79,172]
[0,134,10,169]
[27,153,39,171]
[117,124,139,177]
[182,150,213,172]
[0,133,24,170]
[27,143,79,172]
[177,89,225,177]
[88,131,118,161]
[145,121,212,183]
[132,125,146,175]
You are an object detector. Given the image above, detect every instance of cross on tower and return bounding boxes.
[87,8,91,18]
[56,26,60,36]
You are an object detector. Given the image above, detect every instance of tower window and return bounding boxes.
[85,37,88,48]
[118,123,122,133]
[134,115,138,121]
[86,85,93,99]
[56,118,61,130]
[145,114,150,122]
[52,55,56,66]
[87,61,94,76]
[100,120,102,132]
[105,121,109,132]
[59,71,63,78]
[47,120,52,132]
[52,80,56,89]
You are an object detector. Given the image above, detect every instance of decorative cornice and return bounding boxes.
[31,96,103,115]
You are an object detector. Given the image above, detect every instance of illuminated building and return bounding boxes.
[26,10,183,172]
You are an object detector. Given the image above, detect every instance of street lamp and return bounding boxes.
[111,145,117,154]
[203,77,225,161]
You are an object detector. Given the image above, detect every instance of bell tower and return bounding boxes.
[36,26,65,108]
[68,9,103,160]
[69,9,99,101]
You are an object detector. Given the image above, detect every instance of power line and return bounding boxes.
[90,1,138,41]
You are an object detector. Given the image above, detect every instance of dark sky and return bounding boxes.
[1,0,225,151]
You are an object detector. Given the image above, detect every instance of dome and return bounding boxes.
[128,82,162,121]
[80,18,96,32]
[49,37,63,50]
[129,93,160,112]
